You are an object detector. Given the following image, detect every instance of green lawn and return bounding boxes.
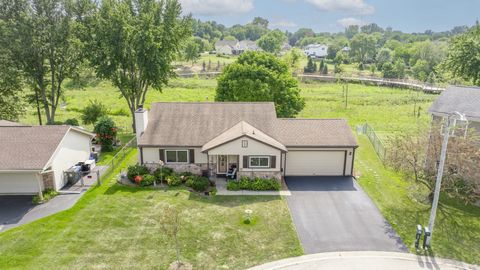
[0,150,302,269]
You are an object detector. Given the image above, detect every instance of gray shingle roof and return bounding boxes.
[429,85,480,120]
[0,126,70,170]
[139,102,358,148]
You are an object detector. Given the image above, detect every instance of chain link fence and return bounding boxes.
[358,123,388,163]
[101,137,137,178]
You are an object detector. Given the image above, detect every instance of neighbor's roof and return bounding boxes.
[201,121,287,152]
[139,102,358,148]
[429,85,480,120]
[215,40,238,48]
[273,119,358,147]
[0,120,24,126]
[0,126,94,171]
[139,102,277,147]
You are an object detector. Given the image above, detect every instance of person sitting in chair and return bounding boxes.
[226,164,237,179]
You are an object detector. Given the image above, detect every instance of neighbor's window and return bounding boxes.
[249,156,270,168]
[165,150,188,163]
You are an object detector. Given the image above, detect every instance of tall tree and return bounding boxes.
[350,33,378,63]
[257,30,287,54]
[90,0,191,132]
[1,0,88,124]
[441,24,480,85]
[183,38,200,65]
[216,51,305,118]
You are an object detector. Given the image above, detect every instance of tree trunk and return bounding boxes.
[34,88,42,125]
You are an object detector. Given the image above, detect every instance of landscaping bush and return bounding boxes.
[127,164,149,181]
[227,176,280,191]
[82,99,108,125]
[140,174,155,187]
[64,118,79,126]
[154,167,174,180]
[32,189,58,204]
[190,176,210,192]
[94,116,117,152]
[166,174,182,186]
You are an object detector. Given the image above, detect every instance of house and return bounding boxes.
[237,40,260,54]
[426,86,480,194]
[304,44,328,58]
[281,42,292,53]
[135,102,358,180]
[0,123,94,195]
[214,40,239,55]
[428,85,480,133]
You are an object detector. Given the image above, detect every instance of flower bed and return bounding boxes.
[126,164,213,193]
[227,176,281,191]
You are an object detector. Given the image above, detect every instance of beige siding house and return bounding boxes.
[135,102,358,181]
[0,123,94,195]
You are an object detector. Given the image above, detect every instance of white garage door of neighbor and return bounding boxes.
[0,173,39,194]
[285,151,345,176]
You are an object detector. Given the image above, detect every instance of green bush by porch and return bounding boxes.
[227,176,281,191]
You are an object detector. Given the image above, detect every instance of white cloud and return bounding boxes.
[337,17,365,28]
[306,0,375,15]
[270,20,298,28]
[180,0,254,16]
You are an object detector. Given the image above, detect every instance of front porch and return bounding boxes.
[208,154,239,178]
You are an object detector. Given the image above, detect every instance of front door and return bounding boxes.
[217,155,228,174]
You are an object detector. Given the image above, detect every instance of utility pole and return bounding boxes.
[427,112,467,243]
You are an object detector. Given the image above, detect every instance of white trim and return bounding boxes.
[165,149,189,164]
[249,156,270,168]
[0,169,42,173]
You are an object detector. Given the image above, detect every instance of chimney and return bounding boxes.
[134,105,148,145]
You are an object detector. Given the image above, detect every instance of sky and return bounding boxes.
[179,0,480,33]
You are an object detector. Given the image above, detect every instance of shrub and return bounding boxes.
[226,176,280,191]
[127,164,149,181]
[227,181,240,191]
[32,189,58,204]
[166,174,182,186]
[154,167,174,180]
[94,116,117,152]
[190,176,210,192]
[81,99,108,125]
[64,118,79,126]
[140,174,155,186]
[134,175,143,184]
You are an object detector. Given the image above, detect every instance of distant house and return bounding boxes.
[134,102,357,180]
[215,40,238,55]
[0,123,94,195]
[281,42,292,52]
[215,39,261,55]
[304,44,328,58]
[342,46,351,53]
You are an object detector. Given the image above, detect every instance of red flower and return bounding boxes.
[134,175,143,184]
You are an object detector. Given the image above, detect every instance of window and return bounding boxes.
[165,150,188,163]
[249,156,270,168]
[241,140,248,148]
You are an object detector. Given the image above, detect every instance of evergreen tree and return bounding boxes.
[304,57,316,73]
[208,59,212,70]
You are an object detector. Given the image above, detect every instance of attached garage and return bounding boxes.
[284,149,354,177]
[0,173,40,195]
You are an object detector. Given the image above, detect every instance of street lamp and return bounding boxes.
[426,111,468,245]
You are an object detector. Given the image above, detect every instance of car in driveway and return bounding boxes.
[285,176,408,254]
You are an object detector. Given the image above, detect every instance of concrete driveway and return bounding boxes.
[285,176,408,254]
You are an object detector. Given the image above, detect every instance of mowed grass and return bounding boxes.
[0,150,302,270]
[355,136,480,265]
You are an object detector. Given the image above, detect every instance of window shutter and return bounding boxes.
[189,149,195,163]
[243,155,249,168]
[270,156,276,168]
[159,149,165,162]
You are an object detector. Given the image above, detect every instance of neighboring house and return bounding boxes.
[428,85,480,133]
[304,44,328,58]
[342,46,351,53]
[135,102,357,181]
[0,123,94,195]
[426,85,480,191]
[214,40,239,55]
[237,40,260,53]
[281,42,292,53]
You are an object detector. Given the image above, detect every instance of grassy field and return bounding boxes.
[0,149,302,270]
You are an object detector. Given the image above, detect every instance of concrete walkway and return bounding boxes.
[0,166,107,232]
[214,178,291,196]
[248,252,479,270]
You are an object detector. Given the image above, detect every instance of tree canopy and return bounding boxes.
[257,30,287,54]
[90,0,191,132]
[216,52,305,118]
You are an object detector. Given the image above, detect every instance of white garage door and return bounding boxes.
[0,173,39,195]
[285,151,345,176]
